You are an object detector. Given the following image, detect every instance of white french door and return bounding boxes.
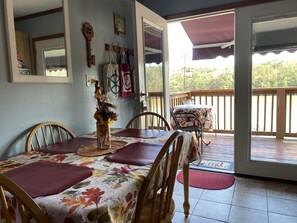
[134,1,170,121]
[235,0,297,181]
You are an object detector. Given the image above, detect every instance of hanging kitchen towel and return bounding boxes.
[119,48,133,98]
[103,45,120,100]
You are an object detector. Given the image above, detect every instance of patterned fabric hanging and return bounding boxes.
[119,48,133,98]
[103,45,120,100]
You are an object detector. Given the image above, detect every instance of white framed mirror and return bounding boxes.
[4,0,73,83]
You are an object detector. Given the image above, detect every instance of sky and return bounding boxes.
[168,22,234,72]
[168,22,192,70]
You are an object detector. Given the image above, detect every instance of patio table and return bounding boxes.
[171,104,214,131]
[171,104,214,152]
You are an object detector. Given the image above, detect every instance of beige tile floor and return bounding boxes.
[172,171,297,223]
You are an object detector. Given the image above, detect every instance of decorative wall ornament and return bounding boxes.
[114,13,126,35]
[82,22,95,67]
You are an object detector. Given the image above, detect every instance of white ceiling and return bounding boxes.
[13,0,62,18]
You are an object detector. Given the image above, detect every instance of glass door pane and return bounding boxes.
[251,14,297,165]
[143,21,165,115]
[134,1,169,122]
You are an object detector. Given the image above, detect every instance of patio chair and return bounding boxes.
[26,121,76,152]
[181,98,194,105]
[0,173,50,223]
[132,130,184,223]
[126,112,171,130]
[170,108,210,153]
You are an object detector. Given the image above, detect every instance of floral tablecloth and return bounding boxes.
[0,131,199,223]
[171,104,214,131]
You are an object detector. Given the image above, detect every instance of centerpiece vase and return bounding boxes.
[96,122,111,150]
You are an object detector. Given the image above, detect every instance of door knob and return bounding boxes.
[140,91,147,97]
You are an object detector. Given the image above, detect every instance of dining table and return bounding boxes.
[170,104,214,152]
[0,129,200,223]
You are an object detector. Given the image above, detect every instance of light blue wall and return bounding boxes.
[0,0,135,159]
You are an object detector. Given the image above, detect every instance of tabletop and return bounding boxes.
[0,130,200,223]
[171,104,214,131]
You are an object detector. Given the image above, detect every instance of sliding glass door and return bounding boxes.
[235,0,297,181]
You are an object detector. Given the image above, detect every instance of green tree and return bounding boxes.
[146,65,163,91]
[147,59,297,92]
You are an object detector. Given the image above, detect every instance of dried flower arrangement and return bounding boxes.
[92,80,118,125]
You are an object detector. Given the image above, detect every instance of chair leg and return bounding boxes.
[194,131,203,153]
[201,128,211,146]
[195,129,211,154]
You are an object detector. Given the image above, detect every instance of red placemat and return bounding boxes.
[105,142,163,166]
[42,137,97,154]
[111,128,167,138]
[4,161,92,198]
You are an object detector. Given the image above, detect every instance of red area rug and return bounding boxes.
[177,170,235,190]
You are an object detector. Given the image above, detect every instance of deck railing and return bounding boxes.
[147,87,297,139]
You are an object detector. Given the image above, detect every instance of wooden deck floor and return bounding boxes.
[198,133,297,171]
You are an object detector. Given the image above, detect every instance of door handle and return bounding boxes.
[140,91,147,97]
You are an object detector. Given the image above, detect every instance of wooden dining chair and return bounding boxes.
[26,121,75,152]
[0,173,50,223]
[126,112,171,130]
[132,130,184,223]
